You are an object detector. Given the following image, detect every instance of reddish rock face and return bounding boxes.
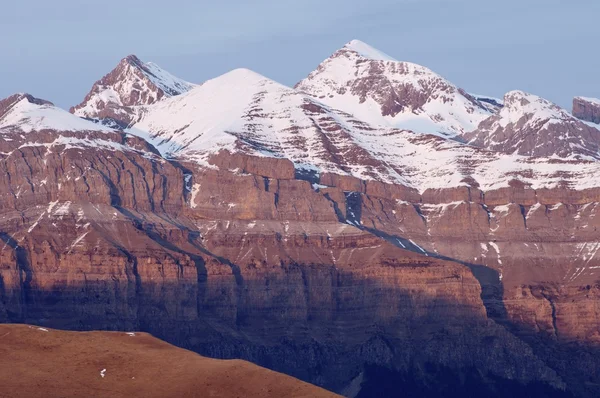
[1,127,598,395]
[0,121,577,395]
[463,91,600,160]
[295,40,491,137]
[0,129,183,214]
[573,96,600,125]
[5,40,600,397]
[207,151,296,180]
[70,54,194,125]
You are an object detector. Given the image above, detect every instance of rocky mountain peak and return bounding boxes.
[0,93,53,120]
[502,90,566,116]
[462,90,600,160]
[123,53,144,66]
[295,40,491,137]
[70,54,195,125]
[573,96,600,125]
[0,92,112,134]
[129,67,393,174]
[337,39,397,61]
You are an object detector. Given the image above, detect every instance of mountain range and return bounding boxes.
[2,39,600,397]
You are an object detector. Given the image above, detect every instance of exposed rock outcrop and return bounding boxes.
[463,91,600,160]
[70,54,194,125]
[573,96,600,125]
[3,39,600,398]
[295,40,491,137]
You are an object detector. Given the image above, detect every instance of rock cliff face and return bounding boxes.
[0,177,567,396]
[573,96,600,125]
[70,55,194,125]
[2,39,600,397]
[313,175,600,397]
[463,91,600,160]
[295,40,491,137]
[0,137,587,395]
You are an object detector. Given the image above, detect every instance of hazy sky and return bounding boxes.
[1,0,599,109]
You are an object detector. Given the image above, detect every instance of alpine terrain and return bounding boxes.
[1,40,600,397]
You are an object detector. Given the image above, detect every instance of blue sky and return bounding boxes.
[1,0,598,109]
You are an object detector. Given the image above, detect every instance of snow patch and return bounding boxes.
[0,96,114,134]
[343,40,397,62]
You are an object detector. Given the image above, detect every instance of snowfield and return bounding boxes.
[3,40,600,194]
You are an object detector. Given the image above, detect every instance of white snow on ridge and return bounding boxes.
[143,61,196,96]
[495,91,571,129]
[126,67,600,193]
[131,68,264,157]
[344,39,397,61]
[0,96,113,134]
[463,90,600,161]
[295,40,492,138]
[575,96,600,106]
[72,55,195,121]
[3,41,600,196]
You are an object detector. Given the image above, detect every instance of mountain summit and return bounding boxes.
[0,93,112,133]
[3,38,600,398]
[463,90,600,160]
[295,40,491,137]
[70,55,195,125]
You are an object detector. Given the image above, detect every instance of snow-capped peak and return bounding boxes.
[342,39,397,61]
[128,67,417,184]
[295,40,491,137]
[129,68,290,157]
[126,69,600,195]
[124,55,195,97]
[500,90,570,124]
[462,90,600,160]
[70,54,195,125]
[0,93,113,133]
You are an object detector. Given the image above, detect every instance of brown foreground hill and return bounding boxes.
[0,324,338,398]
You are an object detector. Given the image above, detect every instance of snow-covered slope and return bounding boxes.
[131,68,408,181]
[463,91,600,160]
[0,93,113,133]
[471,94,504,113]
[0,93,161,158]
[127,69,600,193]
[71,55,195,124]
[295,40,491,137]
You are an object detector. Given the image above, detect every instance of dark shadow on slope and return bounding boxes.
[337,192,509,325]
[0,271,575,397]
[357,364,573,398]
[295,168,319,184]
[336,195,600,397]
[365,225,509,322]
[0,233,33,317]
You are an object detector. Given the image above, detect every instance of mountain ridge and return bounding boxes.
[295,40,493,138]
[70,54,195,125]
[463,90,600,160]
[2,39,600,398]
